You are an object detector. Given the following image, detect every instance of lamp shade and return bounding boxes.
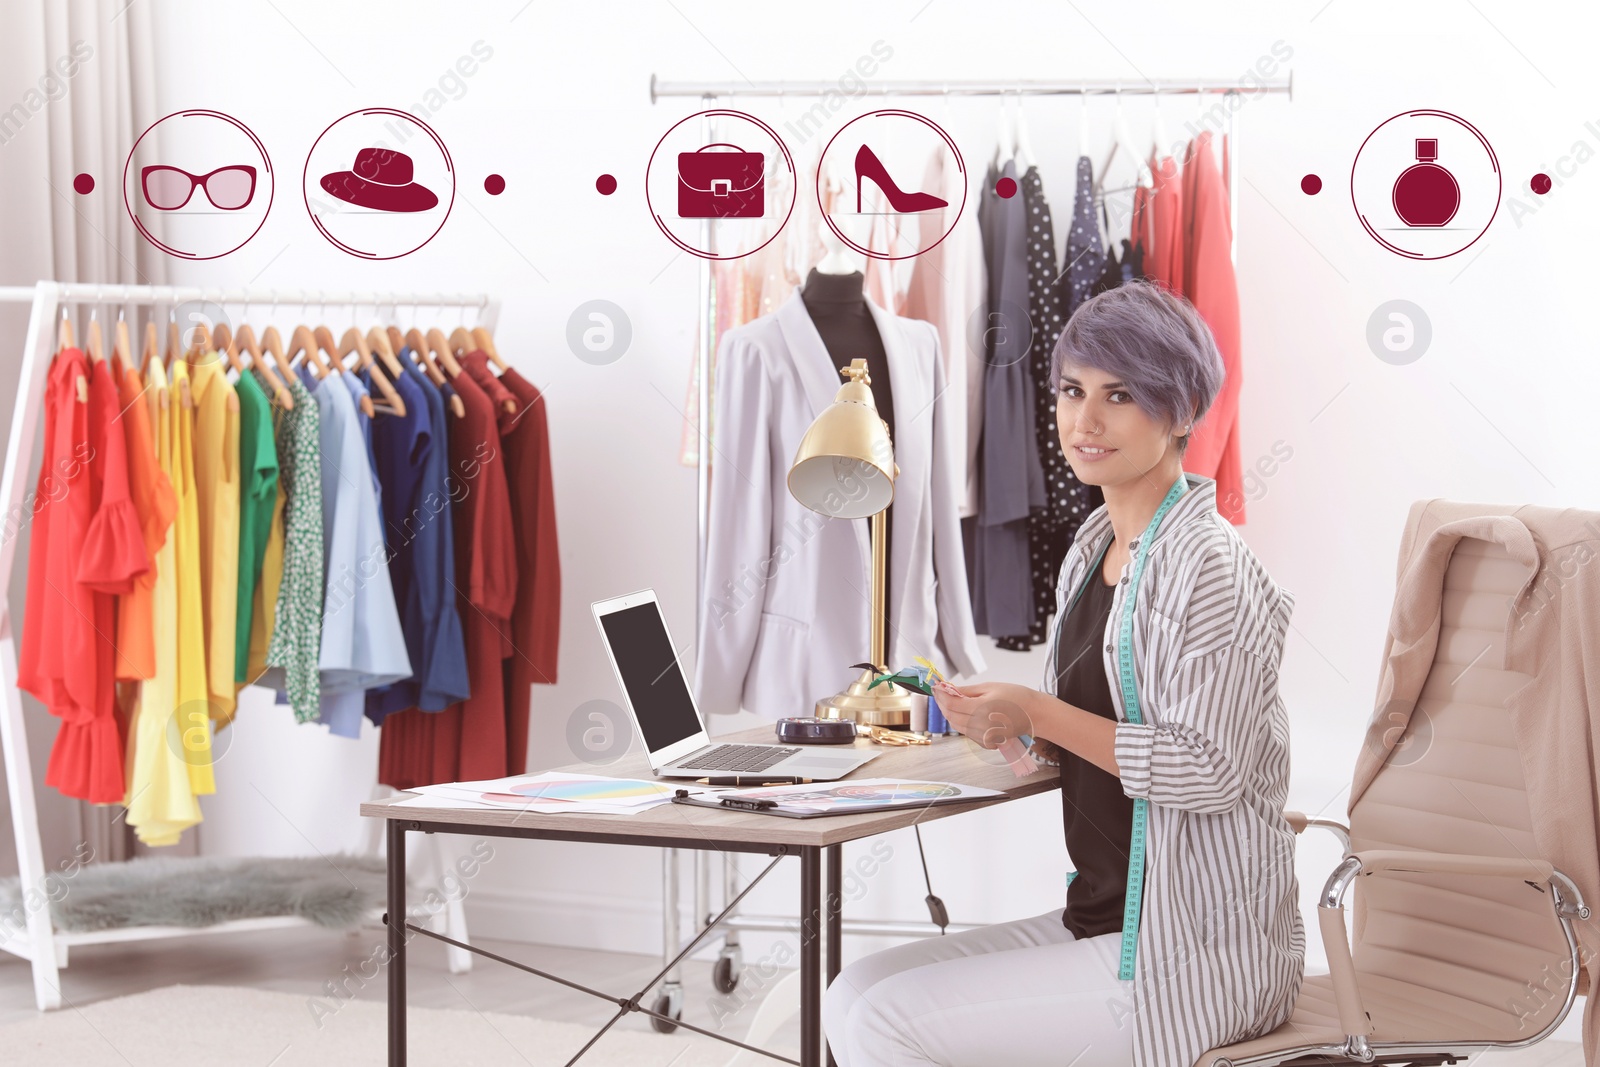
[787,359,895,520]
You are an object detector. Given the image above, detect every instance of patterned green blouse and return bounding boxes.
[265,375,323,721]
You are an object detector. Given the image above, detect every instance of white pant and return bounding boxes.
[822,909,1135,1067]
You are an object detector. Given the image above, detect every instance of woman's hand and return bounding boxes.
[936,682,1038,749]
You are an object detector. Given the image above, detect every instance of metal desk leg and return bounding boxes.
[658,848,683,1029]
[825,844,841,1067]
[387,820,407,1067]
[800,846,822,1067]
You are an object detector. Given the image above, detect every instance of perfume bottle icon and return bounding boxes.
[1392,138,1460,227]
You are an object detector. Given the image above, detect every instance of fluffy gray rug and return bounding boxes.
[0,854,387,932]
[0,984,745,1066]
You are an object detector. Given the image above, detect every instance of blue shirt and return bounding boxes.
[365,353,470,721]
[295,366,413,737]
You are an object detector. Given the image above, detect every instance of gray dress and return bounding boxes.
[966,158,1046,637]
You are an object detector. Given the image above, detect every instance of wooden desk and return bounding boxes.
[363,725,1060,1066]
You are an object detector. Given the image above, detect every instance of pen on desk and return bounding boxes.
[696,776,813,786]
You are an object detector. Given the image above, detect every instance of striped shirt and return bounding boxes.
[1042,473,1304,1067]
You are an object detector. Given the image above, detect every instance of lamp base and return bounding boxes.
[816,668,912,728]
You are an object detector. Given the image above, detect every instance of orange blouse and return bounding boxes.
[114,361,176,682]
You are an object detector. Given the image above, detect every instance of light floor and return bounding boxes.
[0,924,1583,1065]
[0,923,797,1053]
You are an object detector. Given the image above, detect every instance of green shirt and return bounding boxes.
[234,369,280,681]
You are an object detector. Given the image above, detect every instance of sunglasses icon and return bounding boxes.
[140,164,257,211]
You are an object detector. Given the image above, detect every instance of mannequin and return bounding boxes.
[802,222,897,644]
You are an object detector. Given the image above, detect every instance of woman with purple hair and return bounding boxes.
[824,282,1303,1067]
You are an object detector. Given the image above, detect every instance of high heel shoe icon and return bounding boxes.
[855,144,948,213]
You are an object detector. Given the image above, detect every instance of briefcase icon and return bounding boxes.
[677,143,765,219]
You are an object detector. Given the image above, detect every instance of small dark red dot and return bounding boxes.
[1301,174,1322,195]
[73,173,94,195]
[483,174,506,195]
[1531,173,1552,194]
[995,176,1017,199]
[596,173,617,195]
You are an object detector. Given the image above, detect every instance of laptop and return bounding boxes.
[591,589,879,781]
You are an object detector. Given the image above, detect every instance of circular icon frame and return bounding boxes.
[303,107,455,260]
[1350,109,1500,261]
[817,109,966,262]
[123,109,274,261]
[646,108,796,261]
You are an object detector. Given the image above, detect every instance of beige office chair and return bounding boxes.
[1200,532,1592,1066]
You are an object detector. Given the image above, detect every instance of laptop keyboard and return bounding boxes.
[674,744,800,772]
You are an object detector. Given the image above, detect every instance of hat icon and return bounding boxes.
[319,147,438,212]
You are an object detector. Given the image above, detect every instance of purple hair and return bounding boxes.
[1049,281,1225,454]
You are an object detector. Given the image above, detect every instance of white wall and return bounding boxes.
[127,0,1597,1034]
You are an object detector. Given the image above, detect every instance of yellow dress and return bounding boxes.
[125,357,203,846]
[190,357,240,726]
[169,358,216,796]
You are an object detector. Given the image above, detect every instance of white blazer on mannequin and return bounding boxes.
[693,288,987,720]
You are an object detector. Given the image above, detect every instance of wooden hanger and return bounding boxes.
[141,319,158,373]
[233,324,293,410]
[405,327,446,385]
[170,318,193,410]
[339,326,372,371]
[85,308,105,363]
[286,324,329,379]
[142,321,169,411]
[366,325,405,379]
[455,325,514,413]
[61,305,87,402]
[471,325,508,373]
[312,324,344,375]
[257,326,297,403]
[338,326,402,418]
[425,327,464,378]
[167,313,192,409]
[211,322,249,379]
[185,320,212,363]
[113,309,133,375]
[385,325,406,359]
[407,327,464,416]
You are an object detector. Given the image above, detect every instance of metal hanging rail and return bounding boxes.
[651,74,1293,100]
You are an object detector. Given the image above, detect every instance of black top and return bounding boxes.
[1053,540,1134,938]
[801,268,895,625]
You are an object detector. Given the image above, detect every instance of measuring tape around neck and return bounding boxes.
[1101,473,1189,981]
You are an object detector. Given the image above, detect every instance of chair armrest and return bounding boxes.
[1351,849,1552,882]
[1315,847,1592,1054]
[1284,809,1350,851]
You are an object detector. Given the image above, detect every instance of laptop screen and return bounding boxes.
[597,601,702,754]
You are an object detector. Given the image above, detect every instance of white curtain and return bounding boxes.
[0,0,169,875]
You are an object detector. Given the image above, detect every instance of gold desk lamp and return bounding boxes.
[786,357,912,727]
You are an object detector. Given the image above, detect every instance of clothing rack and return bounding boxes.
[0,280,501,1010]
[648,73,1292,1034]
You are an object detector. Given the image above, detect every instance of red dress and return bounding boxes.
[378,365,517,788]
[462,355,560,777]
[19,353,149,803]
[1177,130,1245,526]
[1144,152,1184,292]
